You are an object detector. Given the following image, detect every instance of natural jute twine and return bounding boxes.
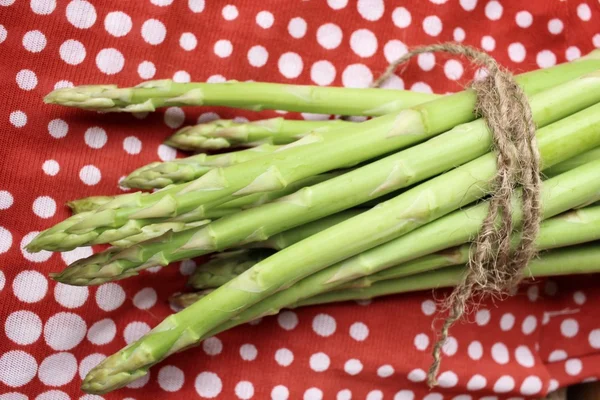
[372,43,542,387]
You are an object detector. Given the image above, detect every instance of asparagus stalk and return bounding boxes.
[296,244,600,307]
[174,204,600,306]
[544,147,600,178]
[51,77,600,285]
[44,80,439,116]
[28,61,600,253]
[164,118,352,151]
[122,144,280,189]
[169,290,214,309]
[68,196,115,214]
[80,152,600,393]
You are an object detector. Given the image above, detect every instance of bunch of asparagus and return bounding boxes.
[31,50,600,394]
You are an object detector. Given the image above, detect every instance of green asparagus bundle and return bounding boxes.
[165,118,353,151]
[30,56,600,254]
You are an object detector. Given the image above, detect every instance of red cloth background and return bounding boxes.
[1,1,600,399]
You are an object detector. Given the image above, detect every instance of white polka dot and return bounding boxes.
[565,46,581,61]
[442,336,458,356]
[48,119,68,138]
[5,310,42,345]
[20,232,51,262]
[127,372,150,389]
[121,136,142,155]
[0,24,6,44]
[179,32,197,51]
[519,375,542,395]
[124,321,150,344]
[522,315,537,335]
[151,0,172,5]
[44,312,86,350]
[467,374,487,391]
[348,322,369,341]
[272,385,289,400]
[417,52,435,71]
[133,287,157,310]
[411,81,433,93]
[104,11,131,37]
[547,18,563,35]
[13,270,47,303]
[141,19,166,45]
[247,45,268,68]
[377,364,394,378]
[394,390,414,400]
[357,0,384,21]
[31,0,56,14]
[423,15,442,37]
[561,318,579,338]
[527,285,539,302]
[498,313,515,331]
[407,368,426,382]
[95,282,125,311]
[515,11,533,28]
[593,34,600,48]
[459,0,477,10]
[79,353,105,380]
[491,343,509,364]
[438,371,458,388]
[485,1,503,20]
[444,59,464,81]
[32,196,56,219]
[41,160,59,176]
[571,291,586,306]
[0,351,37,387]
[537,50,557,69]
[138,61,156,79]
[307,60,335,86]
[414,333,429,351]
[327,0,348,9]
[304,388,323,400]
[275,348,293,366]
[548,379,559,392]
[202,337,222,355]
[468,341,483,360]
[54,80,73,89]
[158,365,184,392]
[342,64,372,88]
[195,372,222,398]
[515,345,535,368]
[256,10,274,29]
[309,352,330,373]
[0,227,10,255]
[54,282,88,309]
[379,74,404,90]
[96,48,125,75]
[0,191,13,210]
[87,318,116,345]
[477,36,495,53]
[278,52,303,79]
[565,358,582,375]
[79,165,101,186]
[60,248,92,267]
[493,375,515,393]
[239,344,257,361]
[36,390,69,400]
[383,39,407,63]
[188,0,204,12]
[316,23,342,50]
[59,39,86,65]
[288,17,307,38]
[342,359,362,375]
[214,39,233,58]
[577,3,591,21]
[38,352,77,386]
[453,27,466,42]
[158,144,177,161]
[179,259,196,276]
[312,313,336,337]
[0,0,14,5]
[66,0,96,29]
[16,69,37,91]
[173,72,190,85]
[548,349,568,362]
[589,329,600,349]
[366,390,383,400]
[164,107,185,129]
[9,111,27,128]
[392,7,411,28]
[222,4,238,20]
[508,42,526,63]
[350,28,377,58]
[206,74,226,83]
[83,127,108,149]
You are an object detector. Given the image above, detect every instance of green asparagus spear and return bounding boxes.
[44,80,439,116]
[52,75,600,285]
[67,196,115,214]
[544,146,600,178]
[296,244,600,307]
[29,60,600,253]
[122,144,280,189]
[169,290,214,309]
[164,118,352,151]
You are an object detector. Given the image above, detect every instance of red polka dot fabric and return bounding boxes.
[1,1,600,399]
